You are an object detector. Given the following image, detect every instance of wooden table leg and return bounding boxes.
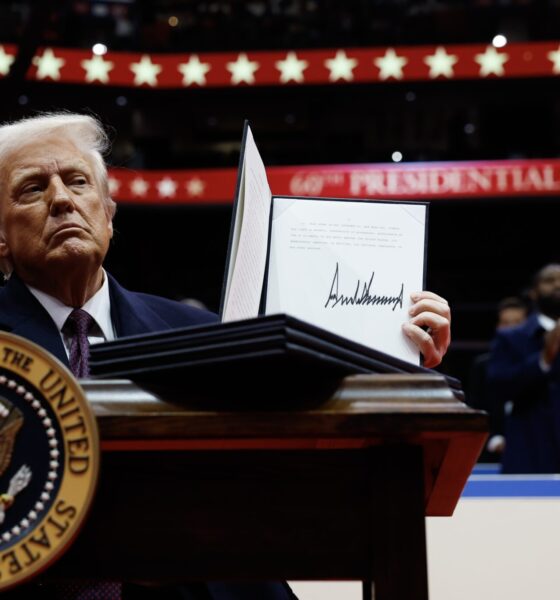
[366,446,428,600]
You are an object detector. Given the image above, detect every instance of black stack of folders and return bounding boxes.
[89,314,461,406]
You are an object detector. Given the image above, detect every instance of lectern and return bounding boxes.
[49,373,486,600]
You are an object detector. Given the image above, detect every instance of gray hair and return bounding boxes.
[0,113,117,275]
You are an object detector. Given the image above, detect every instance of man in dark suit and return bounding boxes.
[0,270,218,368]
[0,113,451,598]
[467,296,528,462]
[488,264,560,473]
[0,114,218,371]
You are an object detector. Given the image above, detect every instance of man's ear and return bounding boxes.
[0,235,10,259]
[0,233,14,276]
[107,219,113,239]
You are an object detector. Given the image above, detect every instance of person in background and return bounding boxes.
[496,297,530,330]
[488,264,560,473]
[467,297,529,462]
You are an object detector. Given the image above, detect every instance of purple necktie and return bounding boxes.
[65,309,95,378]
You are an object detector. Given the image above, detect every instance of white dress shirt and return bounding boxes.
[26,270,116,357]
[537,313,557,373]
[538,313,556,333]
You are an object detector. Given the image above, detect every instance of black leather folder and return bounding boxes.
[90,314,462,405]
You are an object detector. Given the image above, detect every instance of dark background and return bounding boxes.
[0,0,559,385]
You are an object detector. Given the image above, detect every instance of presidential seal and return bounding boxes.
[0,332,99,591]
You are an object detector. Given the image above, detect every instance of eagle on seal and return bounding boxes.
[0,397,31,525]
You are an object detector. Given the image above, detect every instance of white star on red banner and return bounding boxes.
[324,50,357,82]
[33,48,65,80]
[18,40,560,88]
[424,46,458,78]
[0,45,15,76]
[157,177,177,198]
[474,46,509,76]
[374,48,408,80]
[108,177,121,195]
[275,52,308,83]
[178,54,211,86]
[130,177,150,197]
[227,53,259,85]
[130,55,162,86]
[81,54,114,83]
[186,178,205,197]
[548,45,560,74]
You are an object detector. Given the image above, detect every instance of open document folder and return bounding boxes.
[220,122,428,365]
[90,124,443,400]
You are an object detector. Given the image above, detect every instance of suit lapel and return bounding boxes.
[0,275,69,365]
[108,274,172,337]
[0,273,174,365]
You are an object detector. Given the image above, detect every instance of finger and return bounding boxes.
[402,322,442,368]
[407,312,451,361]
[410,310,451,332]
[411,312,451,354]
[410,290,449,305]
[409,299,451,320]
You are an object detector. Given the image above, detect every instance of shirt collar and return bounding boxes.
[26,270,114,340]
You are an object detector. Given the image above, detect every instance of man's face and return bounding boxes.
[0,136,113,282]
[533,265,560,319]
[497,307,527,330]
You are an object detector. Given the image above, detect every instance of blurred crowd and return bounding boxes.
[467,264,560,473]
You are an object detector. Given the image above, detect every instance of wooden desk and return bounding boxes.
[51,374,487,600]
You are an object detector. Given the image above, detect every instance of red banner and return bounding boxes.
[0,41,559,87]
[107,159,560,204]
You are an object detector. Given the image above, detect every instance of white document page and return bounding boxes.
[265,198,427,364]
[222,127,272,321]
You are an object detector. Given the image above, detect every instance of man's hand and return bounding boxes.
[402,291,451,368]
[542,320,560,367]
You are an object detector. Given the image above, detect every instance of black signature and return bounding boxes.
[324,262,404,311]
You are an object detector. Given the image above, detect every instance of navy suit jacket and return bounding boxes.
[0,272,219,367]
[487,314,560,473]
[0,273,296,600]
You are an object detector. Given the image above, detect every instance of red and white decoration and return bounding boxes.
[107,159,560,205]
[0,41,559,87]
